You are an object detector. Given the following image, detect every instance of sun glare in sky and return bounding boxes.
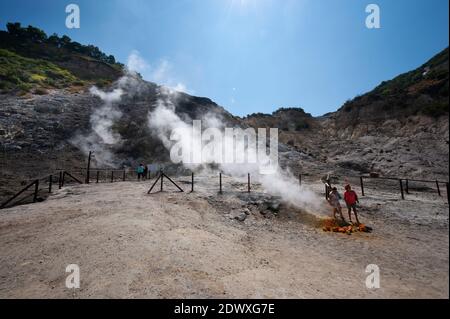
[229,0,258,11]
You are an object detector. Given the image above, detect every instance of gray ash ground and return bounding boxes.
[0,172,447,298]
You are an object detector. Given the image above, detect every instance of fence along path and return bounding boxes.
[319,173,448,203]
[0,166,157,209]
[0,170,84,209]
[1,167,449,210]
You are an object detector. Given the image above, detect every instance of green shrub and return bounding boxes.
[45,69,64,79]
[18,82,32,92]
[0,48,78,91]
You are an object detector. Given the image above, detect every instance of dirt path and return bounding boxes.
[0,175,448,298]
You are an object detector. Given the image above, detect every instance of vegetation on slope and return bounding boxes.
[0,49,80,93]
[0,22,124,94]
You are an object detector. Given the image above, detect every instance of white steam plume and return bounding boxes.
[89,86,124,145]
[127,50,150,75]
[71,51,188,167]
[70,75,145,166]
[147,88,326,214]
[128,51,191,94]
[70,85,125,167]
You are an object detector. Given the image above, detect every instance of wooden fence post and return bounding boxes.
[33,180,39,203]
[248,173,251,193]
[191,173,194,192]
[85,151,92,184]
[436,181,441,197]
[360,176,365,196]
[160,171,164,191]
[96,170,100,183]
[405,179,409,194]
[62,172,65,187]
[1,180,41,209]
[299,174,302,186]
[399,179,405,200]
[111,171,114,183]
[59,171,63,189]
[123,170,126,182]
[219,173,222,194]
[48,175,53,193]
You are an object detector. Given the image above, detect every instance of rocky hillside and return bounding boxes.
[0,23,240,202]
[319,48,449,178]
[243,48,449,179]
[0,76,239,200]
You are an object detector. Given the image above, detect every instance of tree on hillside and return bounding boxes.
[6,22,25,37]
[47,33,61,47]
[6,22,47,42]
[60,35,72,48]
[25,25,47,42]
[4,22,120,66]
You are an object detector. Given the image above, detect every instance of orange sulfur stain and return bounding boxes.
[321,219,372,234]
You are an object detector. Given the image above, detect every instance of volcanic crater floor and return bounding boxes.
[0,175,448,298]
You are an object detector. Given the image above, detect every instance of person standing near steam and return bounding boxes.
[328,187,345,222]
[344,184,361,225]
[136,163,145,181]
[143,165,148,180]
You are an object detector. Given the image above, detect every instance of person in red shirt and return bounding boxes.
[344,184,360,225]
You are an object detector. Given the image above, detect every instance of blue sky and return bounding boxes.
[0,0,448,116]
